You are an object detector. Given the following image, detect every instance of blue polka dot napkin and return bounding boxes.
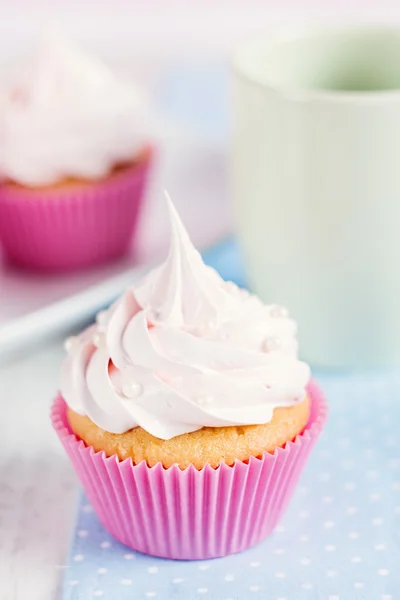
[61,240,400,600]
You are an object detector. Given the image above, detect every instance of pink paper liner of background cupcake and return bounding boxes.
[51,380,328,560]
[0,147,153,271]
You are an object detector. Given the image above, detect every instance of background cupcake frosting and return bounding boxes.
[0,32,153,271]
[0,33,149,186]
[61,199,310,440]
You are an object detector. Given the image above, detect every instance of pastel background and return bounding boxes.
[1,2,400,599]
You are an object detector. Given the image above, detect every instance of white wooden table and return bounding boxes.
[0,341,77,600]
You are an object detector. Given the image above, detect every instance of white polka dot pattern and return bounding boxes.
[61,373,400,599]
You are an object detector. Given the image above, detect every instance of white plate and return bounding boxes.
[0,127,231,361]
[0,61,231,360]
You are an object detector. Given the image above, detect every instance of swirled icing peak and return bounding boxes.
[0,33,149,186]
[134,198,240,328]
[61,197,310,440]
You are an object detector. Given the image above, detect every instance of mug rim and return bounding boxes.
[232,24,400,103]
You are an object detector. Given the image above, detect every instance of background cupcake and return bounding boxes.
[0,34,153,270]
[52,198,328,560]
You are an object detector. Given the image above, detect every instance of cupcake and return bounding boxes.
[0,35,153,270]
[52,198,328,559]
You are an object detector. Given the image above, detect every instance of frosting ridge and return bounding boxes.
[61,198,310,440]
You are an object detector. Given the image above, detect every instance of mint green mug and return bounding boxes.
[232,26,400,369]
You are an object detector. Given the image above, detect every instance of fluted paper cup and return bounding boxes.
[51,380,327,560]
[0,147,153,271]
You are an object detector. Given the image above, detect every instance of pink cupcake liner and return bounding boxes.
[0,148,153,271]
[51,380,328,560]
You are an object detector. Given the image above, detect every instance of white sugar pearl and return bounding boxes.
[199,319,216,332]
[270,305,289,318]
[64,336,78,352]
[96,310,108,326]
[122,382,143,399]
[93,332,106,348]
[196,319,216,335]
[197,396,213,406]
[262,337,282,352]
[224,281,238,293]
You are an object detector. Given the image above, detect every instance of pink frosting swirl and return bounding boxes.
[61,199,310,440]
